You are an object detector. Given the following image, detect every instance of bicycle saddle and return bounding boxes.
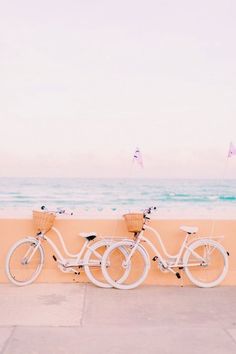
[79,232,97,241]
[180,226,198,234]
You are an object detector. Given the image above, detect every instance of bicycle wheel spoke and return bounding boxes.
[206,245,216,258]
[106,246,129,283]
[86,244,107,283]
[7,240,43,285]
[184,240,228,287]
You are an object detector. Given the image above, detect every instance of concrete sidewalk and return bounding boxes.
[0,284,236,354]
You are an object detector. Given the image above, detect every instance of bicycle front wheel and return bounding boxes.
[183,239,229,288]
[101,240,150,290]
[83,239,130,288]
[5,237,44,286]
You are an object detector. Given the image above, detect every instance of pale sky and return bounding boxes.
[1,0,236,178]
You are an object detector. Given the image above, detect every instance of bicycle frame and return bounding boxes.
[127,224,206,270]
[37,226,90,266]
[35,226,122,269]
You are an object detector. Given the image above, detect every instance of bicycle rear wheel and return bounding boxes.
[101,240,150,290]
[183,239,229,288]
[83,239,130,288]
[5,237,44,286]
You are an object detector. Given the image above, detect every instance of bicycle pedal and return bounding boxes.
[152,256,158,261]
[52,255,57,262]
[176,272,181,279]
[74,272,80,275]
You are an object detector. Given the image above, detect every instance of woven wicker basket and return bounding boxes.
[123,213,144,233]
[33,211,56,233]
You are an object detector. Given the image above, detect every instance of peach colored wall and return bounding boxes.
[1,218,236,286]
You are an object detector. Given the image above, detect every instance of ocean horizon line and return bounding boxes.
[0,176,236,181]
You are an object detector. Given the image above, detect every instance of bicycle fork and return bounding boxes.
[123,241,141,267]
[23,238,42,264]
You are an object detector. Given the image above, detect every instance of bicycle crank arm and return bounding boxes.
[165,266,182,279]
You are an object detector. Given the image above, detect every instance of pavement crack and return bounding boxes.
[225,328,236,345]
[1,326,16,354]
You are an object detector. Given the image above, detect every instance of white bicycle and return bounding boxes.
[101,207,229,290]
[5,206,129,288]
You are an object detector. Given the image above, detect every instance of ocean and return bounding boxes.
[0,177,236,218]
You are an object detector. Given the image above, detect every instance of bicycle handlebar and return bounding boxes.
[41,205,155,218]
[143,206,157,218]
[41,205,73,216]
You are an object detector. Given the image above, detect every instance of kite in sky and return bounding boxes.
[228,142,236,158]
[133,147,143,167]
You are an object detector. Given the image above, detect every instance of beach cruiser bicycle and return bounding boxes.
[101,207,229,290]
[5,206,129,288]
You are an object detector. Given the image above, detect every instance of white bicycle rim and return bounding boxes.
[101,240,150,290]
[183,239,229,288]
[5,237,44,286]
[83,239,130,288]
